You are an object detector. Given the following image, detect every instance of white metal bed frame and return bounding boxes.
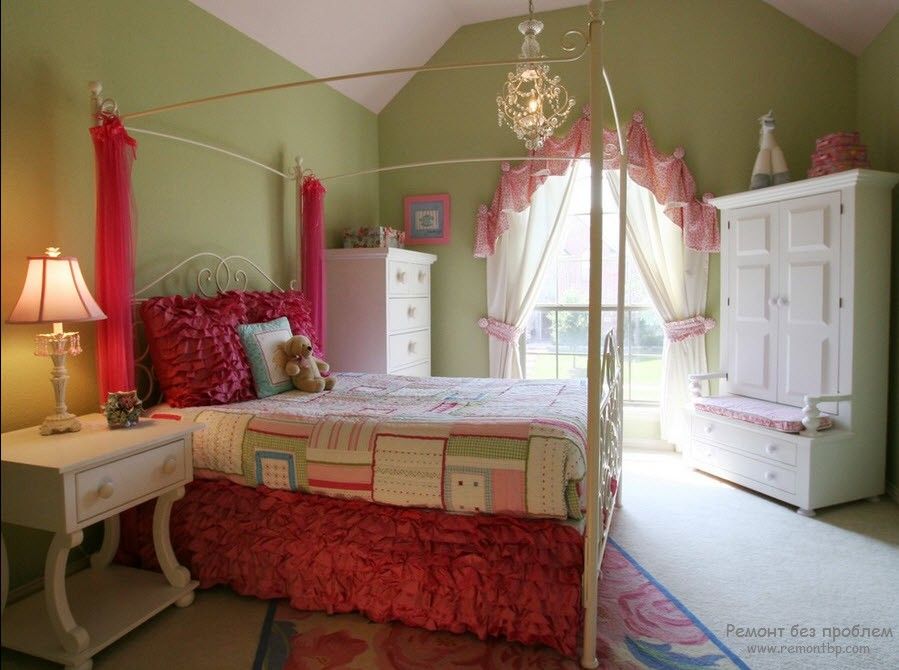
[100,2,625,665]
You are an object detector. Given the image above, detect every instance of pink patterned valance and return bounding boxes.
[663,316,716,343]
[474,110,720,257]
[477,317,524,343]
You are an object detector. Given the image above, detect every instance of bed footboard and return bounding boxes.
[581,331,624,666]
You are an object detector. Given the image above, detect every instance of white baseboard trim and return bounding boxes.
[624,438,674,452]
[7,555,90,605]
[887,480,899,504]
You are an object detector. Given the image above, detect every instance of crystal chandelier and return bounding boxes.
[497,0,575,151]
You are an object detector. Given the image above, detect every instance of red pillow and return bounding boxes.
[236,290,321,353]
[140,293,255,408]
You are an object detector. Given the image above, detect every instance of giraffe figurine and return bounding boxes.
[750,110,790,189]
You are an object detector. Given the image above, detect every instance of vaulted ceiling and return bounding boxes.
[190,0,899,113]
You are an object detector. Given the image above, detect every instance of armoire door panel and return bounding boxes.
[781,334,828,399]
[733,331,772,393]
[777,192,841,406]
[736,215,770,254]
[787,263,827,324]
[787,210,829,251]
[734,266,771,320]
[727,204,778,400]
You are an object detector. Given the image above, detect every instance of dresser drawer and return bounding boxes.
[388,297,430,333]
[692,414,797,466]
[392,360,431,377]
[388,329,430,370]
[75,438,187,522]
[388,261,430,296]
[694,440,797,494]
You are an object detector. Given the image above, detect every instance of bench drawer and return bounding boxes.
[694,440,797,495]
[692,414,797,466]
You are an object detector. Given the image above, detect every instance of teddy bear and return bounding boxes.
[280,334,335,393]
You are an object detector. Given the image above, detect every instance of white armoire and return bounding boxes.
[690,169,898,515]
[325,247,437,376]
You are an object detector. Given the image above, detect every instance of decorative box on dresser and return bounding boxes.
[1,415,202,670]
[325,247,437,376]
[691,169,899,515]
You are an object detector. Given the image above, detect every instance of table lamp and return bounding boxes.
[7,247,107,435]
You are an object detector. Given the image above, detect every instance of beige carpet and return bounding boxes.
[3,451,896,669]
[612,451,899,670]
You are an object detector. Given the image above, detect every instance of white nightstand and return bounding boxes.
[1,414,202,670]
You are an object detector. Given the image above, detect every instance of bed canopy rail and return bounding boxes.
[118,31,589,122]
[99,1,623,665]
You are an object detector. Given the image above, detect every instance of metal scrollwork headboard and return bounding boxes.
[133,252,294,404]
[134,252,292,299]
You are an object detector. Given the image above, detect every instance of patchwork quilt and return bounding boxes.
[150,373,587,519]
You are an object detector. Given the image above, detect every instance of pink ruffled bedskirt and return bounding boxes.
[117,479,585,657]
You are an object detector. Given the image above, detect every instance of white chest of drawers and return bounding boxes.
[1,415,202,670]
[325,247,437,376]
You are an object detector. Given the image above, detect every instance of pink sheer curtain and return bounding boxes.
[301,175,327,354]
[91,114,137,402]
[474,110,719,257]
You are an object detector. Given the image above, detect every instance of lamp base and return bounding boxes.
[40,413,82,436]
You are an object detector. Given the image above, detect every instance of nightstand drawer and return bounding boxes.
[75,438,187,522]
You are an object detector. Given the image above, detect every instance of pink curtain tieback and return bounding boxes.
[478,317,524,343]
[664,316,716,342]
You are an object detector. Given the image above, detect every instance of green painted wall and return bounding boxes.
[1,0,378,590]
[857,14,899,494]
[378,0,857,385]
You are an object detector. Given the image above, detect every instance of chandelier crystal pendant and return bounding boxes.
[496,0,575,151]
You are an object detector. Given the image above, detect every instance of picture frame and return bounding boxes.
[404,193,451,245]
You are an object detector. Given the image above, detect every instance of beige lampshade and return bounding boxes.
[7,254,107,324]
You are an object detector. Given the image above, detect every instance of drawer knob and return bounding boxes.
[764,471,776,482]
[765,444,777,455]
[704,424,713,434]
[396,270,407,283]
[97,478,114,499]
[163,456,178,474]
[407,305,417,318]
[407,341,417,354]
[418,270,426,283]
[768,297,777,306]
[705,450,712,458]
[777,296,789,307]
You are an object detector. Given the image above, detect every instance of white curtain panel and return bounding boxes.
[485,162,581,378]
[605,171,710,450]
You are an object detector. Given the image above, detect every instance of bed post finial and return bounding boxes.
[89,81,103,124]
[294,156,304,292]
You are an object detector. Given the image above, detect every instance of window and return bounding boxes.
[524,165,664,403]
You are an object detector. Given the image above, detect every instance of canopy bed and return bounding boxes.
[60,2,716,667]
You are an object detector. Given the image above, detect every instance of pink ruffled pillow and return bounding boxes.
[236,290,321,353]
[141,293,255,408]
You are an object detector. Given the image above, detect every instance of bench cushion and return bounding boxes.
[694,395,832,433]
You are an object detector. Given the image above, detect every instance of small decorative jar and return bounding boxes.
[103,390,143,429]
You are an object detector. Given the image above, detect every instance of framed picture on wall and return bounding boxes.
[404,194,451,245]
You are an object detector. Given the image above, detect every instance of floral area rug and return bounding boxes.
[253,539,748,670]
